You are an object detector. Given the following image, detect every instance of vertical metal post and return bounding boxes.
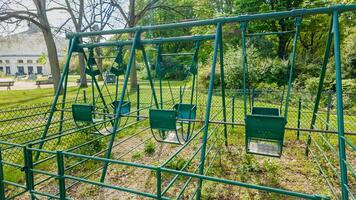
[58,69,69,144]
[232,96,235,128]
[306,16,333,156]
[101,31,141,182]
[83,90,87,103]
[56,151,66,200]
[156,167,162,200]
[251,88,255,108]
[240,22,248,118]
[218,23,228,146]
[196,23,221,200]
[297,97,302,140]
[326,91,332,131]
[332,11,348,200]
[136,84,140,121]
[35,38,75,161]
[284,17,301,122]
[24,145,35,200]
[0,149,6,200]
[180,86,183,103]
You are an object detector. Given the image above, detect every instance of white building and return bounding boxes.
[0,24,67,75]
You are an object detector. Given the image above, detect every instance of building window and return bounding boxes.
[5,66,10,74]
[0,66,3,72]
[28,66,34,75]
[17,66,24,75]
[27,60,33,64]
[37,66,43,74]
[5,60,10,64]
[18,60,24,64]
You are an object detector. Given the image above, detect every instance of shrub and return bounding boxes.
[167,156,187,170]
[199,67,221,89]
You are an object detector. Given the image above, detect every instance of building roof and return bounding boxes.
[0,24,67,57]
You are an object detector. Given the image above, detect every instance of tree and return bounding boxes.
[0,0,63,93]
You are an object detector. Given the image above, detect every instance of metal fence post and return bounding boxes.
[57,151,66,200]
[24,145,35,200]
[136,84,140,121]
[156,167,162,199]
[232,95,235,128]
[0,148,6,200]
[83,90,87,103]
[297,97,302,140]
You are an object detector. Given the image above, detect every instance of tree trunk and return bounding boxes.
[78,52,87,87]
[129,32,138,91]
[42,29,61,94]
[95,45,104,81]
[128,0,137,92]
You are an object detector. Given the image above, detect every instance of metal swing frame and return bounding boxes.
[148,40,200,145]
[240,17,301,157]
[28,5,354,200]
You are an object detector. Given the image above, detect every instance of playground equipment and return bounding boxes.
[241,18,301,157]
[149,41,200,144]
[0,5,355,200]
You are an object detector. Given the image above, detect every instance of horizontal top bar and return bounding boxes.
[78,34,215,49]
[66,4,356,39]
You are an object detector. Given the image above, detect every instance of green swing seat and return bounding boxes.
[174,103,197,120]
[112,100,131,115]
[245,106,285,157]
[72,104,104,123]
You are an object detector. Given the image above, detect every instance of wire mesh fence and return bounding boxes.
[0,87,355,199]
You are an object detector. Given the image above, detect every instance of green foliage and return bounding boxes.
[199,67,221,89]
[262,159,281,185]
[144,141,156,155]
[167,156,187,170]
[132,151,142,160]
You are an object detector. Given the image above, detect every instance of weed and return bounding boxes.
[144,141,156,155]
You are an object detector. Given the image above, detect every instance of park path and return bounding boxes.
[0,79,77,91]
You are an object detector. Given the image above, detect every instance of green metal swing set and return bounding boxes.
[16,5,354,200]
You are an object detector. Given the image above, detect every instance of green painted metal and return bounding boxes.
[196,22,222,200]
[112,100,131,115]
[24,145,35,200]
[141,45,159,109]
[66,5,356,39]
[78,35,215,49]
[218,24,228,146]
[332,11,349,200]
[252,107,280,116]
[283,17,301,122]
[232,96,235,128]
[100,31,141,183]
[297,97,302,140]
[0,149,5,200]
[58,69,69,143]
[71,104,95,122]
[34,38,75,161]
[241,22,248,118]
[306,16,333,156]
[56,151,66,200]
[136,84,140,121]
[149,109,177,131]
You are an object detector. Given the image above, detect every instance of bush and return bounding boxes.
[167,156,187,170]
[199,67,221,89]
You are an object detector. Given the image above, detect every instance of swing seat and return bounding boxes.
[149,109,187,144]
[245,108,285,157]
[174,103,197,120]
[72,104,103,123]
[112,100,131,115]
[149,109,177,131]
[252,107,280,116]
